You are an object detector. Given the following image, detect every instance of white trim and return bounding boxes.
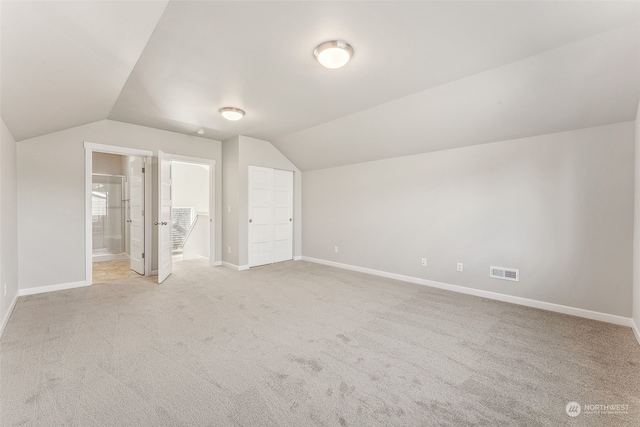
[151,270,158,276]
[293,256,302,261]
[84,142,152,157]
[18,281,89,297]
[212,261,222,266]
[301,257,634,328]
[222,262,249,271]
[85,147,92,284]
[0,293,19,338]
[633,319,640,345]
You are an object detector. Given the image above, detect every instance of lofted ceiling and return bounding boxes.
[1,1,639,171]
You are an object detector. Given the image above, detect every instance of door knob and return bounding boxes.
[289,218,292,222]
[154,222,159,225]
[162,221,168,225]
[249,219,252,223]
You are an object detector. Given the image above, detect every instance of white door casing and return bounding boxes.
[129,157,145,274]
[248,166,293,268]
[158,151,173,283]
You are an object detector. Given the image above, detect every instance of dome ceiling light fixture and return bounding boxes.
[219,107,245,121]
[313,40,354,69]
[196,129,205,135]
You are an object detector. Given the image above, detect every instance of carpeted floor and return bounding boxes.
[1,259,639,426]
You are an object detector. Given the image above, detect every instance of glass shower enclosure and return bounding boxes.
[92,174,128,260]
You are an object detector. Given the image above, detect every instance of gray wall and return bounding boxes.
[17,119,222,290]
[172,162,210,214]
[92,152,125,176]
[0,117,19,332]
[222,136,239,266]
[302,122,635,317]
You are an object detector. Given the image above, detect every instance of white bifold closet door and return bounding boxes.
[248,166,293,268]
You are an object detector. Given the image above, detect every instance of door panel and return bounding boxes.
[248,166,293,267]
[272,169,293,263]
[129,157,145,275]
[248,166,273,267]
[158,151,173,283]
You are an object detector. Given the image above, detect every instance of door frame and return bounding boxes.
[248,166,294,268]
[160,152,216,268]
[84,142,153,285]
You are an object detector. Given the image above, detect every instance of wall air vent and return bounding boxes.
[490,266,519,282]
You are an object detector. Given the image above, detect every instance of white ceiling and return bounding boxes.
[1,0,169,141]
[2,1,639,170]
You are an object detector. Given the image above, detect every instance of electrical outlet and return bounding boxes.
[457,262,463,272]
[421,258,427,267]
[228,246,231,253]
[335,246,339,253]
[3,283,6,296]
[227,206,231,213]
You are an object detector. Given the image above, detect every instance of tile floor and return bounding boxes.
[92,259,144,283]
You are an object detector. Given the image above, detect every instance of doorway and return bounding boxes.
[91,152,146,283]
[85,143,153,285]
[156,152,216,283]
[171,161,211,262]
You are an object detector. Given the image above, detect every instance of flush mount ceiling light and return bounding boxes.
[196,129,205,135]
[219,107,245,121]
[313,40,354,69]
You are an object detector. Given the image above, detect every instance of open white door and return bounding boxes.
[129,157,145,275]
[157,151,173,283]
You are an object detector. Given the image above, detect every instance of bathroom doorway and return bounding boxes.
[85,143,153,285]
[91,152,142,282]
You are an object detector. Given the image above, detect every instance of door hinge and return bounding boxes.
[142,209,144,216]
[142,253,145,259]
[142,167,145,173]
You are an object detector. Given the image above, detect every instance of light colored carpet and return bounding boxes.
[1,259,639,426]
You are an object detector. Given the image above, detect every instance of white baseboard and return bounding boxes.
[222,261,249,271]
[18,280,89,297]
[301,256,634,328]
[212,261,222,266]
[150,270,158,276]
[0,292,19,338]
[633,319,640,345]
[222,261,239,270]
[294,256,302,261]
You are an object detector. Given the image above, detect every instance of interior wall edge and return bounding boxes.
[301,256,635,329]
[0,293,19,339]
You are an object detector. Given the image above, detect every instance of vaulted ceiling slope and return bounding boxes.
[2,1,639,171]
